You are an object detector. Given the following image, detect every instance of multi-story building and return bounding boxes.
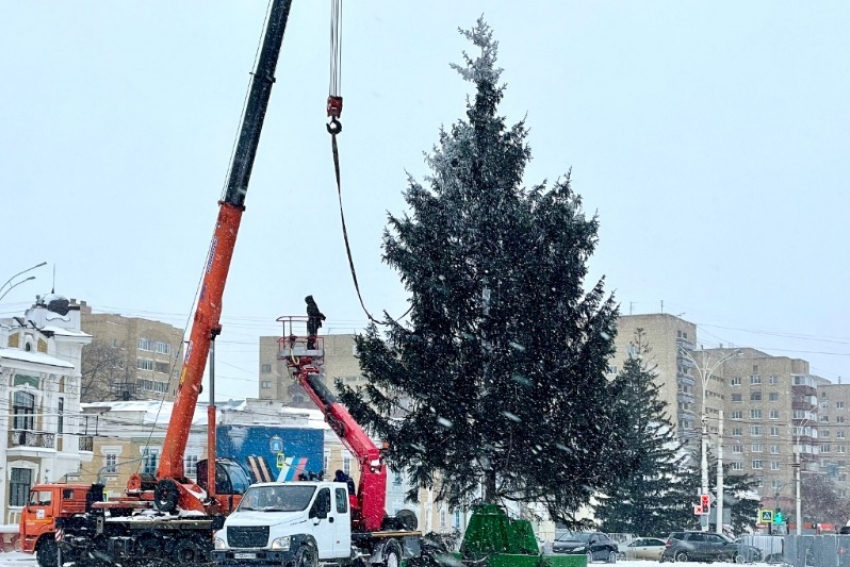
[816,382,850,498]
[79,302,183,401]
[258,333,367,404]
[612,314,700,444]
[695,348,822,507]
[0,294,93,525]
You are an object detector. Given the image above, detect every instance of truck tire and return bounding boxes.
[173,537,206,563]
[36,538,57,567]
[384,539,402,567]
[294,544,318,567]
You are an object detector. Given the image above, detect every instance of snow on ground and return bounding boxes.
[0,552,752,567]
[0,552,34,567]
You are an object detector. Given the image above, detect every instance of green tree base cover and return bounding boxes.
[337,18,630,526]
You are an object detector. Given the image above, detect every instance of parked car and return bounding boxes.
[622,537,667,560]
[660,531,733,562]
[554,532,618,563]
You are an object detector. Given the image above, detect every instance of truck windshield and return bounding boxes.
[238,485,316,512]
[29,491,52,506]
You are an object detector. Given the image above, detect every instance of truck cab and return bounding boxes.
[19,484,91,566]
[213,481,353,566]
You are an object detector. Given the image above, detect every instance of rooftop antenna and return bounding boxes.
[52,264,56,294]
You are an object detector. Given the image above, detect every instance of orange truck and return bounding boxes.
[17,2,294,566]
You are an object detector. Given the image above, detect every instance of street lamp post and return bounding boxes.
[680,347,741,532]
[0,261,46,302]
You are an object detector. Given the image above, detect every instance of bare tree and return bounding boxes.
[80,340,132,402]
[801,474,850,526]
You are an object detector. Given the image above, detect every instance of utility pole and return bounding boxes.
[716,409,724,534]
[795,450,802,535]
[701,415,710,531]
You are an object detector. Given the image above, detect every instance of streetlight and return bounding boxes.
[0,261,46,302]
[679,347,741,532]
[791,418,811,535]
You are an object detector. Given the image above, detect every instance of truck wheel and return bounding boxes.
[294,544,318,567]
[174,537,205,563]
[36,538,57,567]
[384,540,403,567]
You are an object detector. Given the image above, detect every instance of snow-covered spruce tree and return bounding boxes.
[336,19,626,524]
[594,330,695,536]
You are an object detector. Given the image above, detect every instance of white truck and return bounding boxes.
[212,481,419,567]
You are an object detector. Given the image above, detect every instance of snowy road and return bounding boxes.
[0,552,750,567]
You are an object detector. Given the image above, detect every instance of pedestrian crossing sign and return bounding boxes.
[759,509,773,524]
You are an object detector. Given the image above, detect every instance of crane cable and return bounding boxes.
[326,0,412,327]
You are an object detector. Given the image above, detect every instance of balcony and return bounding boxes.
[677,374,696,387]
[677,393,695,404]
[79,436,94,452]
[8,430,55,451]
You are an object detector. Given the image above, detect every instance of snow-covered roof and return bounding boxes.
[0,347,74,368]
[41,325,91,338]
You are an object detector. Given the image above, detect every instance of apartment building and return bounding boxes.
[79,302,183,401]
[816,382,850,498]
[613,314,700,444]
[0,294,93,526]
[695,348,822,505]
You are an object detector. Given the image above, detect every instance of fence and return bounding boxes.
[784,535,850,567]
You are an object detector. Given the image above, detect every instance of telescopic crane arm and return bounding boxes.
[131,0,294,514]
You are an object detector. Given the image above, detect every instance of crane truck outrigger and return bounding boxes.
[211,317,420,567]
[18,2,294,566]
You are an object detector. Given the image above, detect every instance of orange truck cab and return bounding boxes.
[19,484,91,564]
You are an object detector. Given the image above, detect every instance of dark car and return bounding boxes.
[554,532,618,563]
[721,539,762,564]
[660,531,735,563]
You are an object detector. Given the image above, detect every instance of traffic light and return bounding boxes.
[774,508,784,524]
[701,494,710,509]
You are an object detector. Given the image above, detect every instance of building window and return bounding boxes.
[823,429,831,437]
[769,410,780,420]
[105,453,118,474]
[751,391,762,401]
[770,445,780,453]
[839,446,847,454]
[771,461,781,470]
[137,358,155,371]
[732,427,743,437]
[454,509,461,529]
[154,361,170,373]
[262,364,272,374]
[838,431,846,439]
[9,468,33,507]
[751,375,762,385]
[731,377,741,386]
[731,462,744,471]
[57,397,64,434]
[821,444,831,453]
[772,479,783,489]
[731,411,743,420]
[751,409,762,420]
[769,392,780,402]
[143,449,159,475]
[261,381,272,389]
[342,454,352,476]
[770,427,780,436]
[820,415,830,423]
[752,461,763,470]
[155,341,171,355]
[13,391,36,430]
[839,416,847,424]
[838,402,846,410]
[323,451,330,474]
[138,338,154,351]
[731,394,742,403]
[751,426,762,436]
[769,375,779,385]
[752,443,764,452]
[440,508,446,529]
[393,472,403,486]
[732,445,743,453]
[185,454,199,476]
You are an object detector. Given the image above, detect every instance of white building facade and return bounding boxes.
[0,295,92,526]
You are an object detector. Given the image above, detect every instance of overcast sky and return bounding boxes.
[1,1,848,399]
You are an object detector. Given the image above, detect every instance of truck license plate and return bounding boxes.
[234,553,256,559]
